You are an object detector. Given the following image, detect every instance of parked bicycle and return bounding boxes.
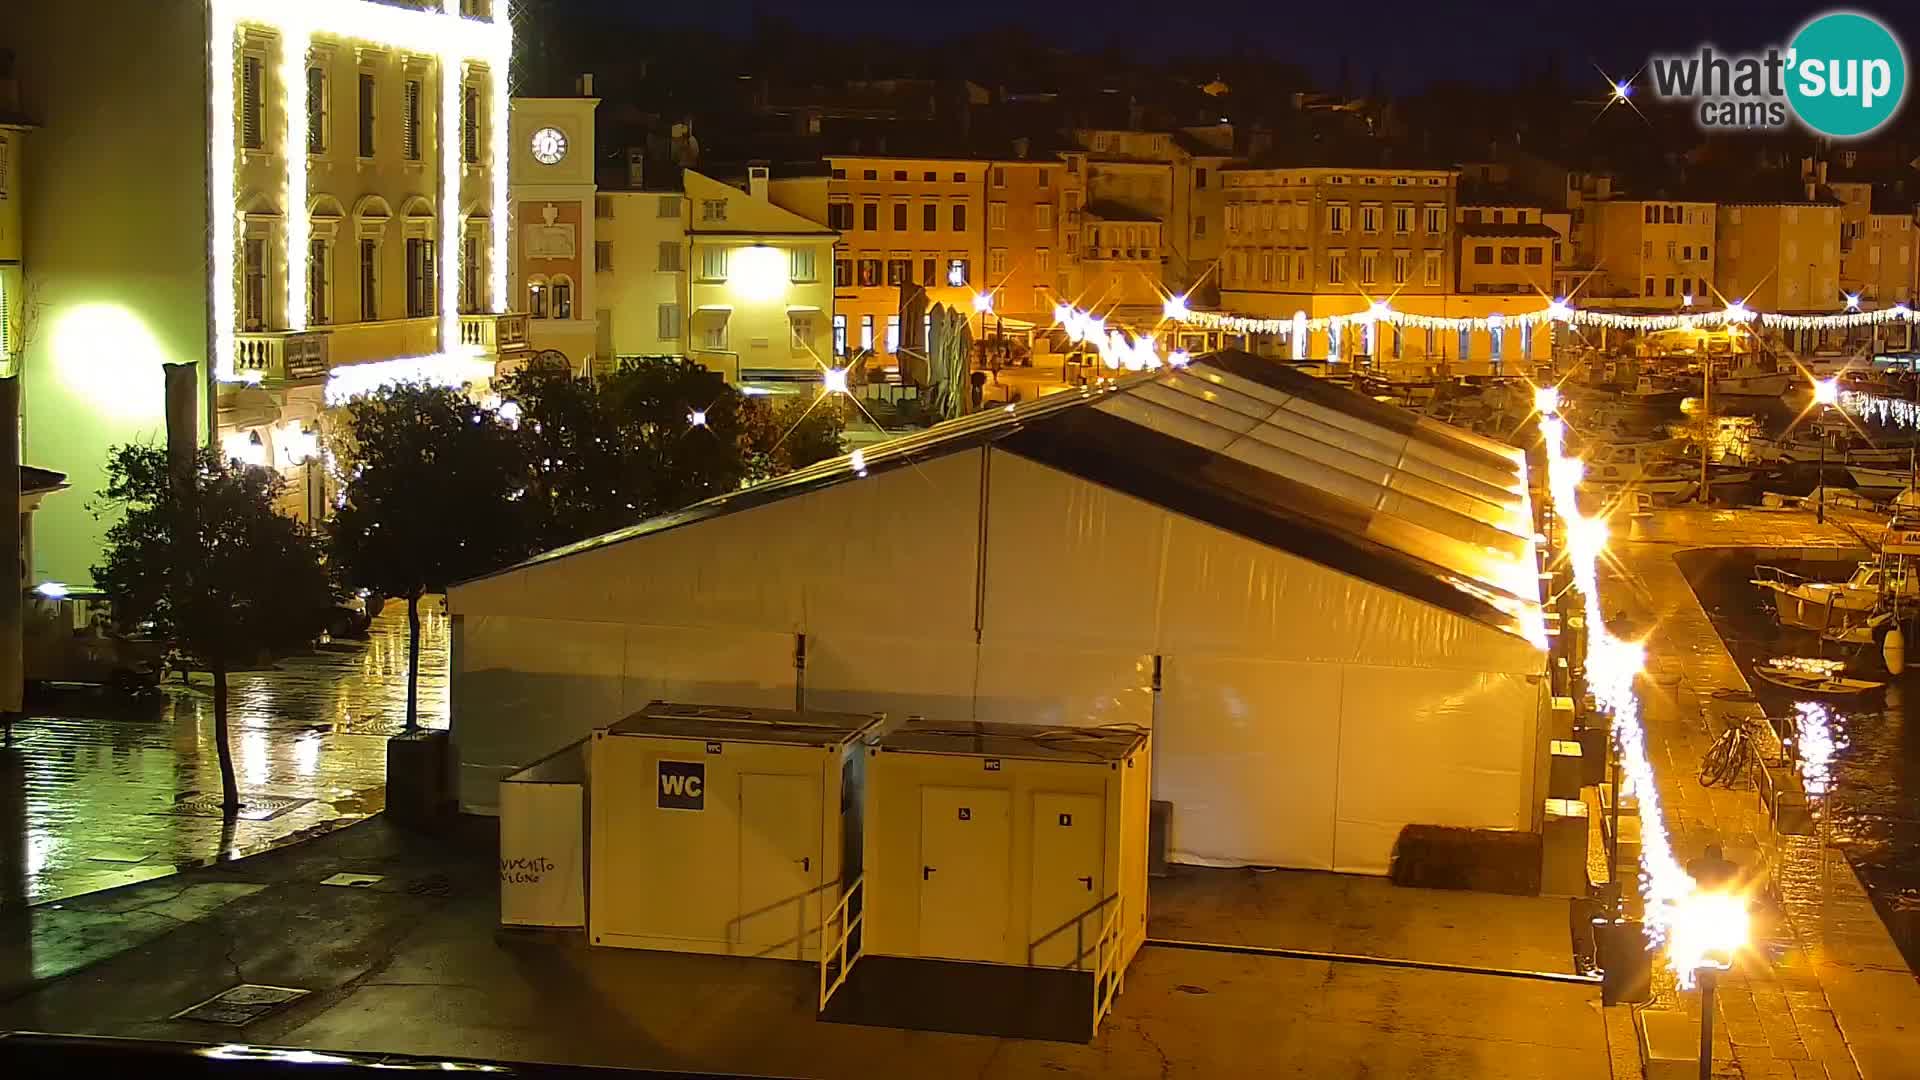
[1699,716,1765,789]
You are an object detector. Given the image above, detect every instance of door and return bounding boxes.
[1029,793,1106,968]
[917,786,1011,963]
[737,773,820,959]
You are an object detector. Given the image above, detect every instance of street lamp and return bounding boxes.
[1813,378,1839,524]
[1669,889,1751,1080]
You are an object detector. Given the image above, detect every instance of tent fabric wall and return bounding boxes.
[449,356,1548,873]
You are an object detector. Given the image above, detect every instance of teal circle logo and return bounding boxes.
[1787,11,1907,138]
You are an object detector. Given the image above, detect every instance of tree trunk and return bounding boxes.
[405,592,421,732]
[213,660,240,812]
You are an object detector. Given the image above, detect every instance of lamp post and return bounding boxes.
[1814,377,1840,524]
[1670,888,1749,1080]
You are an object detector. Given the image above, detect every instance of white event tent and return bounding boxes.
[447,351,1550,874]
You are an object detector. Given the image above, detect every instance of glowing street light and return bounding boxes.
[1813,377,1839,523]
[972,292,995,314]
[1533,385,1561,417]
[1163,294,1191,321]
[1845,293,1862,311]
[1667,887,1751,1076]
[822,368,849,395]
[1813,378,1839,407]
[1612,81,1632,101]
[689,409,708,428]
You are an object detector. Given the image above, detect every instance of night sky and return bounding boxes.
[558,0,1920,94]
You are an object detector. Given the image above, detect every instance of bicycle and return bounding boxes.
[1699,716,1764,789]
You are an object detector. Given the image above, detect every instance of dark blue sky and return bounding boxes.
[559,0,1920,94]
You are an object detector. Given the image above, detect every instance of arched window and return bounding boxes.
[527,275,548,319]
[549,274,574,320]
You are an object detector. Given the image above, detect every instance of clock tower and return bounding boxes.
[509,81,600,372]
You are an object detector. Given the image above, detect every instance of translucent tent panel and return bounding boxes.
[802,631,978,720]
[973,644,1154,729]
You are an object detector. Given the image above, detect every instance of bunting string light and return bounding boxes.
[1842,390,1920,429]
[1538,391,1709,986]
[1170,296,1916,339]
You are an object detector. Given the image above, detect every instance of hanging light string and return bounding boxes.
[1169,296,1913,339]
[1537,391,1721,986]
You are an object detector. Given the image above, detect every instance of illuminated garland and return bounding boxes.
[1843,390,1920,429]
[322,352,498,406]
[1539,393,1724,986]
[1053,303,1188,370]
[1176,297,1915,338]
[212,0,513,383]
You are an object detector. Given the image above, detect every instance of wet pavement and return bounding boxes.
[0,602,447,908]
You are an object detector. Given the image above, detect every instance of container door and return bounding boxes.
[737,772,821,959]
[1028,792,1105,968]
[917,785,1011,962]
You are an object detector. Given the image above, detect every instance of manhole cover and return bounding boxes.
[406,873,453,898]
[320,873,385,888]
[162,794,313,821]
[173,984,310,1026]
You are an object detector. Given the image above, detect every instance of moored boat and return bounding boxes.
[1753,656,1885,695]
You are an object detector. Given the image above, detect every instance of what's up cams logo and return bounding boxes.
[1647,10,1907,138]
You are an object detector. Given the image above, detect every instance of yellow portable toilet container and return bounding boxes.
[820,720,1150,1042]
[589,701,883,960]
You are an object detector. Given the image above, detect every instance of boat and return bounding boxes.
[1754,656,1885,695]
[1849,466,1912,494]
[1751,560,1919,633]
[1714,367,1795,397]
[1750,431,1916,467]
[1620,375,1688,408]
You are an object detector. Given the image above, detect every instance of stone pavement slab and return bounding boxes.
[0,817,1614,1079]
[1611,505,1920,1080]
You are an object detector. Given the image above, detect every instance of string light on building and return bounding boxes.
[1170,295,1917,339]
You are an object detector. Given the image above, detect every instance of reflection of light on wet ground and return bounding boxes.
[1792,701,1847,797]
[2,602,443,906]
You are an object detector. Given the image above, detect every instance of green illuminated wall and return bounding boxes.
[7,0,211,586]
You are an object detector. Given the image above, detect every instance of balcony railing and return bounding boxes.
[460,312,531,354]
[235,330,331,382]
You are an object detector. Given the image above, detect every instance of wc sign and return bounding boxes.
[658,760,706,810]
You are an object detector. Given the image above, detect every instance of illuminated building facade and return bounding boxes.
[684,168,838,384]
[7,0,518,583]
[511,90,599,369]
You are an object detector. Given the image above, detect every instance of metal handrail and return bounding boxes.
[817,876,864,1011]
[1091,902,1125,1032]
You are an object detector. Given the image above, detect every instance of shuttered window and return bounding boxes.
[241,56,264,149]
[357,73,376,158]
[402,80,421,160]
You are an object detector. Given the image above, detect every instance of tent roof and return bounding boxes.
[471,352,1542,642]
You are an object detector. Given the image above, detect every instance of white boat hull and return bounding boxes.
[1850,466,1911,492]
[1716,373,1794,396]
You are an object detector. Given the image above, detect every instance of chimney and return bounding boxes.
[747,161,770,202]
[1012,136,1030,160]
[577,72,595,97]
[627,147,645,190]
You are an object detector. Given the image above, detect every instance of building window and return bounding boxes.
[792,313,816,351]
[885,314,900,353]
[1525,247,1543,265]
[594,195,614,219]
[357,72,376,158]
[923,171,937,182]
[832,314,847,355]
[402,79,422,161]
[989,248,1007,274]
[887,258,909,286]
[862,169,877,181]
[1327,205,1349,232]
[1490,324,1504,365]
[308,239,330,325]
[834,258,852,287]
[1194,216,1207,239]
[405,238,435,318]
[827,203,852,230]
[594,240,613,272]
[990,203,1008,230]
[952,171,965,182]
[242,238,268,330]
[831,168,846,180]
[1474,246,1493,265]
[1036,248,1051,273]
[461,234,481,312]
[791,247,818,282]
[1360,206,1379,233]
[701,199,727,223]
[1359,251,1376,284]
[699,313,727,350]
[1392,251,1409,284]
[893,202,907,230]
[1037,204,1054,231]
[1500,246,1520,265]
[658,196,681,218]
[1644,276,1655,295]
[922,203,937,231]
[360,238,379,320]
[658,241,682,272]
[1424,206,1444,233]
[992,166,1007,188]
[1394,206,1411,233]
[658,302,681,341]
[463,84,480,163]
[892,170,906,181]
[948,259,969,286]
[1644,205,1657,224]
[549,277,573,319]
[527,278,546,318]
[860,314,874,350]
[1665,277,1676,297]
[862,203,877,231]
[1328,251,1345,283]
[952,204,967,231]
[856,258,881,287]
[241,55,264,150]
[307,66,328,154]
[1423,250,1442,285]
[1458,326,1471,360]
[700,246,728,281]
[1039,170,1051,189]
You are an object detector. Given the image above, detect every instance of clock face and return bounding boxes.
[530,126,568,166]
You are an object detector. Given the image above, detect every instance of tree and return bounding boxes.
[328,382,536,731]
[92,446,334,811]
[742,394,847,480]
